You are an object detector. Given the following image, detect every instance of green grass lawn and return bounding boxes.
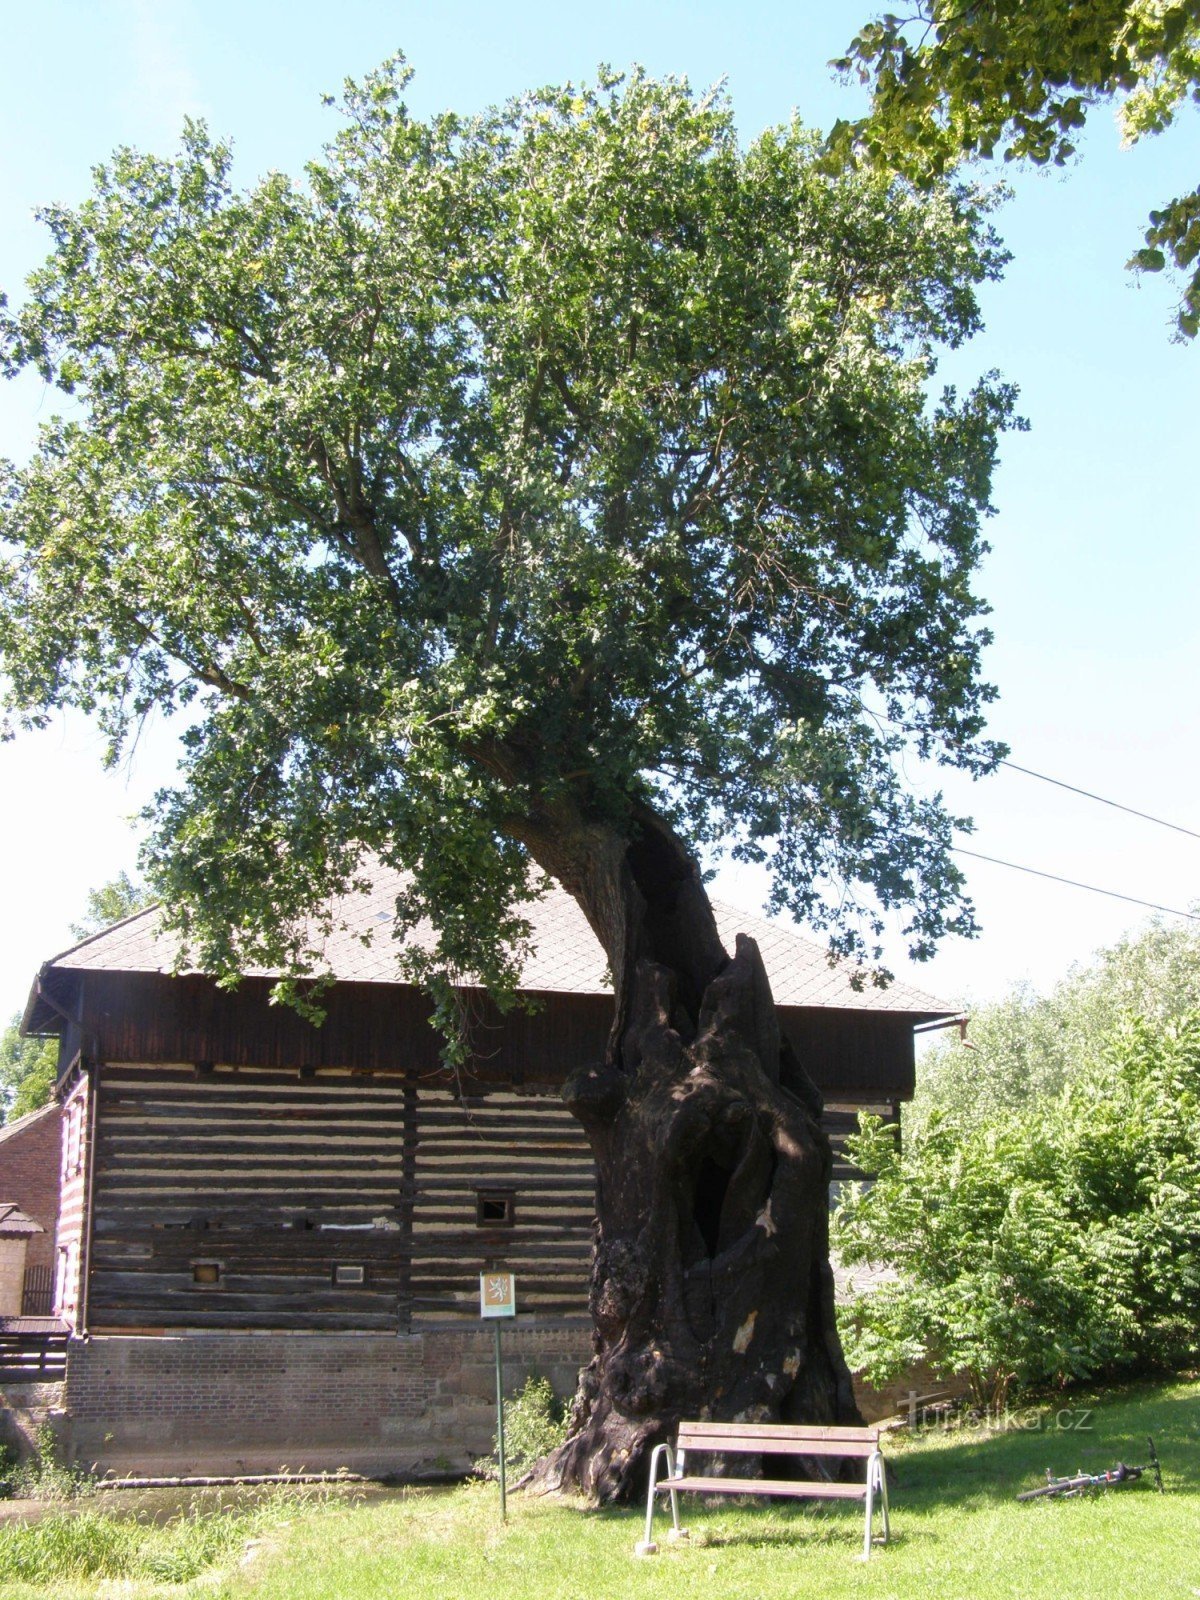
[2,1378,1198,1600]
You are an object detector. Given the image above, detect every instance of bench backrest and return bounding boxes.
[676,1421,880,1459]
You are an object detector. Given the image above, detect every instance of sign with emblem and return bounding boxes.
[480,1270,516,1319]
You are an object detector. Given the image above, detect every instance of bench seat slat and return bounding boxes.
[657,1476,868,1500]
[676,1422,879,1445]
[676,1433,875,1458]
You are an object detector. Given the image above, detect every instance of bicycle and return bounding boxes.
[1017,1436,1164,1500]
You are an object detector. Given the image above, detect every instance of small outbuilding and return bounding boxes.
[0,1204,45,1317]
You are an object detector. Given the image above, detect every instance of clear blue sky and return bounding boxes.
[2,0,1199,1025]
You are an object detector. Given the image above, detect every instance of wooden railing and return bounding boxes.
[0,1327,68,1383]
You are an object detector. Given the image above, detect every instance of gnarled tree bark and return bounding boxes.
[515,800,861,1503]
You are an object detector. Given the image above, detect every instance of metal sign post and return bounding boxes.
[480,1270,517,1521]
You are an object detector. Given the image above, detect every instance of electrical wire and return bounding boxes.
[952,847,1200,921]
[998,761,1200,841]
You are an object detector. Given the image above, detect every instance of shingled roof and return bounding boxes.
[0,1203,44,1238]
[33,866,952,1018]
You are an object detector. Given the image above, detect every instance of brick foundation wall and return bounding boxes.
[50,1327,956,1480]
[854,1360,964,1424]
[59,1322,592,1478]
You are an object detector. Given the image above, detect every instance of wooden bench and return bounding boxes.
[637,1420,890,1560]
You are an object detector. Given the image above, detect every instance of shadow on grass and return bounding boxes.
[576,1378,1199,1542]
[586,1486,922,1554]
[884,1378,1199,1508]
[666,1522,922,1554]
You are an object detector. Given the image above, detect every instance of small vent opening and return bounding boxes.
[476,1191,516,1227]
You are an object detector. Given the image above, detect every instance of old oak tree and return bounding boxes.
[0,62,1013,1499]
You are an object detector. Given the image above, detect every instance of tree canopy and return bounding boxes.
[69,870,151,940]
[0,60,1014,1028]
[0,1018,56,1123]
[912,914,1200,1126]
[835,2,1200,337]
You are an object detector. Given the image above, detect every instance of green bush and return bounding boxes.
[834,1015,1200,1408]
[478,1374,569,1479]
[9,1425,95,1502]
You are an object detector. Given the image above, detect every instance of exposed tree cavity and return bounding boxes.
[518,803,861,1503]
[691,1154,734,1260]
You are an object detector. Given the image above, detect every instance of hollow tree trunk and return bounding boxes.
[515,801,861,1503]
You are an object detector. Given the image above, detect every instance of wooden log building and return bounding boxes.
[12,870,955,1478]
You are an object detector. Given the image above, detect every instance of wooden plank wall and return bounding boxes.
[90,1065,409,1330]
[824,1103,900,1184]
[409,1086,594,1321]
[72,971,923,1103]
[86,1065,897,1333]
[88,1064,596,1331]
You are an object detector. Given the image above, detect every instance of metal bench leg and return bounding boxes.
[636,1443,675,1555]
[863,1468,875,1560]
[862,1450,888,1558]
[878,1454,890,1544]
[667,1449,688,1542]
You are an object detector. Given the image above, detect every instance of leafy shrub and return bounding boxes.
[835,1015,1200,1407]
[478,1373,569,1479]
[9,1424,95,1502]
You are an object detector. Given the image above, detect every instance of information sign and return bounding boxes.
[480,1270,517,1319]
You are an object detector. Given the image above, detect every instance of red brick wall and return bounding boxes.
[36,1328,949,1479]
[59,1323,591,1478]
[0,1103,62,1275]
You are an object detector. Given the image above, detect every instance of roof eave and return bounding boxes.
[19,967,76,1039]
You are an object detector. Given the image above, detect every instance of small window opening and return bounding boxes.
[192,1262,221,1286]
[333,1263,366,1286]
[292,1217,316,1231]
[476,1191,516,1227]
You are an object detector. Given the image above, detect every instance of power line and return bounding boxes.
[952,846,1200,921]
[850,689,1199,841]
[999,760,1200,842]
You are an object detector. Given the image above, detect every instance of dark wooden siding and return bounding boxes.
[71,970,920,1103]
[77,973,613,1086]
[824,1103,901,1184]
[72,973,924,1331]
[783,1010,916,1102]
[409,1085,593,1320]
[88,1063,595,1331]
